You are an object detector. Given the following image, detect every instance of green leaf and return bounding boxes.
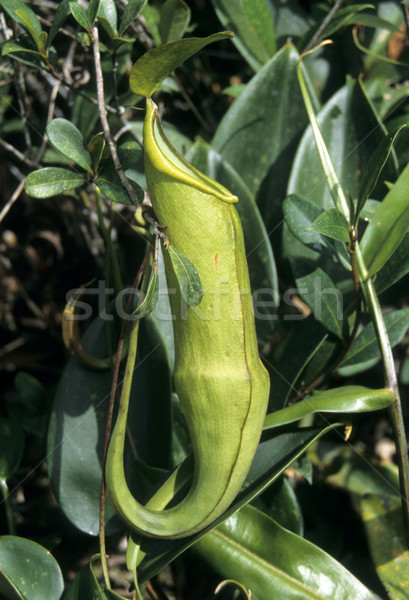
[290,257,345,340]
[186,139,278,345]
[95,171,143,205]
[69,2,91,31]
[0,0,42,39]
[0,419,24,480]
[48,315,172,535]
[0,536,63,600]
[167,244,203,307]
[159,0,191,44]
[129,31,233,98]
[358,495,409,599]
[97,0,117,37]
[264,386,394,430]
[87,0,101,25]
[132,273,159,318]
[119,0,147,36]
[212,42,315,197]
[306,208,350,243]
[25,167,84,198]
[356,126,405,223]
[341,308,409,367]
[1,39,44,69]
[88,132,106,173]
[193,505,377,600]
[117,140,143,170]
[47,0,71,47]
[211,0,275,71]
[375,234,409,293]
[64,556,125,599]
[361,161,409,277]
[46,118,92,171]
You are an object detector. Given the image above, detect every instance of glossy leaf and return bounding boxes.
[129,32,233,98]
[88,132,105,173]
[69,2,91,31]
[193,504,376,600]
[96,171,143,205]
[375,233,409,293]
[132,273,159,317]
[213,42,314,197]
[159,0,190,44]
[167,244,203,307]
[263,386,395,430]
[87,0,101,25]
[0,536,63,600]
[119,0,147,36]
[356,126,405,223]
[46,118,92,172]
[47,0,71,47]
[289,257,345,340]
[340,308,409,367]
[186,139,279,344]
[0,0,42,39]
[15,8,41,49]
[47,315,172,535]
[358,495,409,599]
[25,167,84,198]
[1,39,45,69]
[306,208,350,243]
[97,0,117,37]
[0,419,24,480]
[210,0,275,71]
[361,161,409,277]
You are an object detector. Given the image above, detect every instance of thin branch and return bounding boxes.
[91,25,140,206]
[0,178,25,223]
[304,0,346,52]
[0,139,37,168]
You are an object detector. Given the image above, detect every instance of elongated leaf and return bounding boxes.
[167,244,203,307]
[69,2,91,31]
[95,172,143,205]
[64,557,124,599]
[340,308,409,367]
[119,0,147,36]
[264,386,394,430]
[87,0,101,24]
[290,257,345,340]
[361,161,409,277]
[133,273,159,317]
[97,0,117,37]
[47,0,71,47]
[213,42,314,197]
[0,0,42,38]
[375,233,409,293]
[0,419,24,480]
[0,536,63,600]
[1,39,45,69]
[15,8,41,49]
[159,0,190,43]
[356,126,405,222]
[211,0,275,71]
[46,118,92,171]
[25,167,84,198]
[130,32,233,98]
[306,208,350,243]
[358,495,409,600]
[193,504,376,600]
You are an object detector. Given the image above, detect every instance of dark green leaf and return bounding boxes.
[117,140,143,170]
[0,0,42,39]
[119,0,147,36]
[15,8,41,49]
[46,118,92,171]
[306,208,350,243]
[95,171,143,205]
[0,536,63,600]
[159,0,191,44]
[375,234,409,293]
[69,2,91,31]
[1,39,44,69]
[264,386,394,430]
[132,273,159,318]
[193,504,377,600]
[25,167,84,198]
[47,0,71,47]
[290,257,345,340]
[87,132,106,173]
[129,32,233,98]
[0,419,24,480]
[341,308,409,367]
[87,0,101,25]
[361,161,409,277]
[167,244,203,307]
[211,0,275,71]
[356,126,405,223]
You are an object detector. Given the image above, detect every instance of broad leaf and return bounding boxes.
[306,208,350,243]
[87,0,101,25]
[210,0,275,71]
[0,536,63,600]
[193,505,377,600]
[264,386,394,430]
[119,0,148,36]
[95,171,143,205]
[167,245,203,307]
[97,0,117,37]
[1,39,44,69]
[69,2,91,31]
[25,167,84,198]
[159,0,191,44]
[0,0,42,40]
[129,32,233,98]
[361,161,409,277]
[46,118,92,172]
